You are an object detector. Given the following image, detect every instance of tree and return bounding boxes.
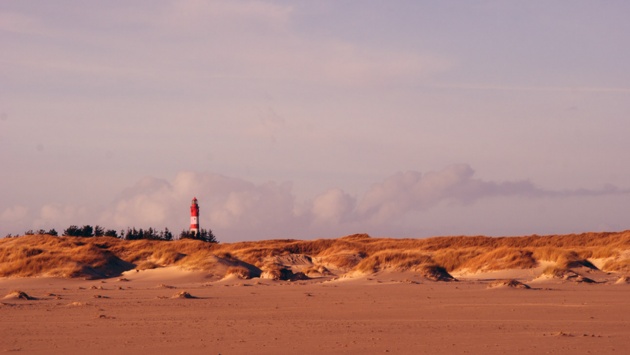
[94,225,105,237]
[104,229,118,238]
[163,227,173,241]
[80,225,94,237]
[180,228,218,243]
[64,225,95,237]
[47,228,58,236]
[144,228,155,240]
[63,225,81,236]
[59,224,190,241]
[124,228,139,240]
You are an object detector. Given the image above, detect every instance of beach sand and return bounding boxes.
[2,270,629,354]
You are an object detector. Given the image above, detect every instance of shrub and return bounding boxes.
[180,228,218,243]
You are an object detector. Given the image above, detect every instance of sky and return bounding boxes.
[2,1,630,242]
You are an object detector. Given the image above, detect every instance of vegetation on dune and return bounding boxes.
[0,235,134,278]
[8,224,218,243]
[1,231,629,280]
[354,250,435,273]
[457,247,538,272]
[487,279,531,289]
[602,258,630,272]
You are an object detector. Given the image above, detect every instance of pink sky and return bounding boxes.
[2,1,630,241]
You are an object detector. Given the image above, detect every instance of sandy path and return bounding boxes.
[1,276,629,354]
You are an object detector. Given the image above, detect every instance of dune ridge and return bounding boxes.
[1,231,629,281]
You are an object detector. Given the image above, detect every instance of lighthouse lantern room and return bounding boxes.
[190,197,200,235]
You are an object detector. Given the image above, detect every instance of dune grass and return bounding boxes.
[1,231,630,279]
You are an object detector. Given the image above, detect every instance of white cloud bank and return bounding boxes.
[3,165,628,241]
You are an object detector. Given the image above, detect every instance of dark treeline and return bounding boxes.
[22,228,59,237]
[178,228,218,243]
[121,227,173,241]
[62,225,117,238]
[12,225,218,243]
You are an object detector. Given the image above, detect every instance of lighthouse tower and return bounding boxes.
[190,197,200,235]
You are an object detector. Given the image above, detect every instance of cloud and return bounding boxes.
[356,165,529,224]
[96,166,630,240]
[99,172,302,239]
[311,188,356,225]
[355,165,630,224]
[2,165,628,240]
[1,1,451,94]
[1,205,29,222]
[34,204,89,229]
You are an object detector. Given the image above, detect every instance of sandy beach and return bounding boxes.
[2,269,630,354]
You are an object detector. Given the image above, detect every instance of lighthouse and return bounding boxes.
[190,197,200,235]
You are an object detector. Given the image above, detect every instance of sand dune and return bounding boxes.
[1,231,629,282]
[615,275,630,284]
[3,290,36,300]
[487,279,531,289]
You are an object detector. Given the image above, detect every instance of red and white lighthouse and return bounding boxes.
[190,197,200,235]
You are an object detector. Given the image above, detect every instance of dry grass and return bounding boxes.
[135,261,160,270]
[316,252,366,271]
[602,258,630,272]
[460,248,538,272]
[487,279,531,289]
[225,266,254,279]
[2,230,630,279]
[259,263,295,280]
[431,248,484,272]
[171,291,196,299]
[0,235,133,278]
[302,265,333,277]
[420,265,457,282]
[354,250,435,273]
